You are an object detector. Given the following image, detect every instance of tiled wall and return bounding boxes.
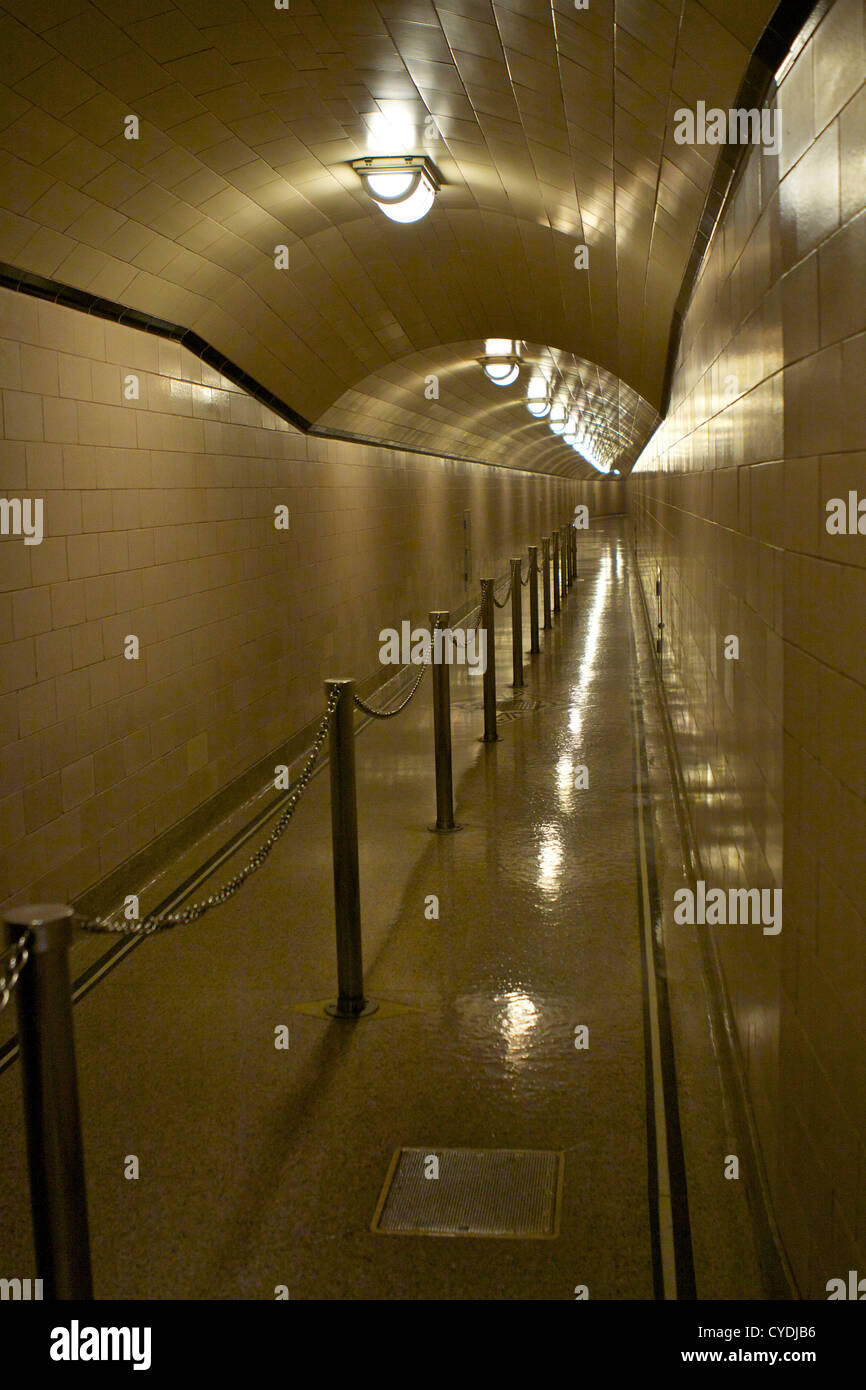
[0,283,623,914]
[628,0,865,1296]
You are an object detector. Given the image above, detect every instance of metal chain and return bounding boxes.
[353,659,428,718]
[492,572,513,608]
[0,931,30,1012]
[468,571,505,628]
[76,689,341,937]
[351,613,447,719]
[520,559,532,586]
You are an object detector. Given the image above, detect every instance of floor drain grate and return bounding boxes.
[371,1148,563,1238]
[454,698,545,723]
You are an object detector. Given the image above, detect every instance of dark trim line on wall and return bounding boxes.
[659,0,830,418]
[0,259,595,482]
[306,421,579,478]
[0,258,312,435]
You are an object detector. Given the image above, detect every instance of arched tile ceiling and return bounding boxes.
[0,0,777,476]
[314,339,660,474]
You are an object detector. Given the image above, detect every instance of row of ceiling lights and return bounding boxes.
[481,340,615,474]
[350,155,616,475]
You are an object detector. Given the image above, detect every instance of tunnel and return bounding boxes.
[0,0,864,1350]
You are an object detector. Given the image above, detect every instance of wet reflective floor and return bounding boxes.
[0,518,765,1299]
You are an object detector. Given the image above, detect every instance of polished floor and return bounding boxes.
[1,517,766,1299]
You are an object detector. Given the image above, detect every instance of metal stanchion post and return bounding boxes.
[429,611,458,831]
[552,531,561,613]
[557,527,565,597]
[510,558,524,688]
[564,524,573,588]
[561,526,570,594]
[324,680,377,1018]
[572,524,577,581]
[5,904,93,1301]
[528,546,540,654]
[480,578,499,742]
[542,538,552,630]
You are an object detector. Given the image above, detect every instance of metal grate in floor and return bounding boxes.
[371,1147,563,1238]
[455,697,545,723]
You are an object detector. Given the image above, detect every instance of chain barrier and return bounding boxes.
[59,542,552,940]
[75,689,341,937]
[520,559,531,586]
[352,658,428,718]
[493,573,513,607]
[5,528,565,1309]
[466,602,483,633]
[352,614,452,719]
[463,567,511,628]
[0,931,30,1012]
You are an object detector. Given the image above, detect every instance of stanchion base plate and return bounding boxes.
[428,821,464,833]
[324,999,379,1020]
[478,734,501,743]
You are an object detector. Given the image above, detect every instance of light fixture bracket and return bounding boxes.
[351,154,441,202]
[478,338,523,386]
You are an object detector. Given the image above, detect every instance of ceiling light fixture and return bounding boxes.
[352,155,440,223]
[548,401,568,434]
[562,412,579,444]
[484,360,520,386]
[480,338,522,387]
[526,375,551,417]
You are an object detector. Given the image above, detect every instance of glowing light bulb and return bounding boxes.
[484,360,519,385]
[548,401,567,434]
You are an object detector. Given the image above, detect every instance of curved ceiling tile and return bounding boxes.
[0,0,781,473]
[313,338,660,477]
